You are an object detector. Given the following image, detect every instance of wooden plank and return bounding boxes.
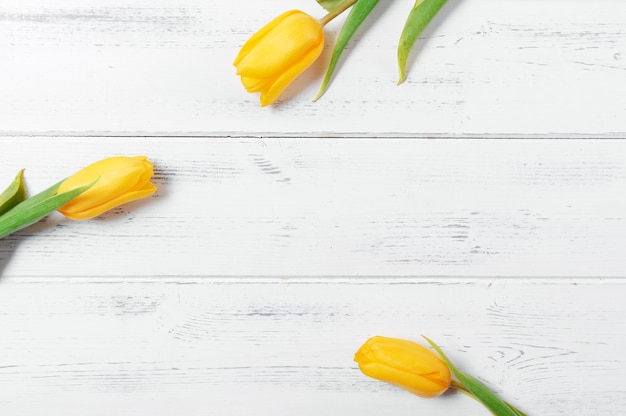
[0,276,624,415]
[0,0,625,136]
[2,137,626,277]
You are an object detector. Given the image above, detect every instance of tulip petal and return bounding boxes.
[240,76,273,93]
[359,362,450,398]
[314,0,381,101]
[58,157,154,215]
[397,0,448,84]
[354,336,451,399]
[0,169,26,217]
[260,31,324,106]
[235,12,322,79]
[233,10,298,67]
[60,182,156,220]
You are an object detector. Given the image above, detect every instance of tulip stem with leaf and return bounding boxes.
[0,174,94,239]
[354,335,526,416]
[319,0,358,26]
[314,0,380,101]
[315,0,447,99]
[450,381,528,416]
[397,0,448,84]
[423,336,527,416]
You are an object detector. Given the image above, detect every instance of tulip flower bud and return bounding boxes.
[354,336,451,398]
[234,10,324,107]
[57,156,157,220]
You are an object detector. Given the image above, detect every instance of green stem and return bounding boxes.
[450,380,527,416]
[0,179,96,239]
[320,0,359,26]
[506,402,528,416]
[450,380,488,405]
[450,380,474,395]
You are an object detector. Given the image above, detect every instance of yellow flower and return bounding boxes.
[354,336,451,398]
[234,10,324,107]
[57,156,157,220]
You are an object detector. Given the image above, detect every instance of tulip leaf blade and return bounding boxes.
[317,0,345,12]
[452,370,527,416]
[0,179,96,239]
[0,169,26,217]
[314,0,381,101]
[423,336,523,416]
[397,0,447,84]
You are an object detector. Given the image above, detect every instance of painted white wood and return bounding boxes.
[0,276,624,415]
[3,137,626,278]
[0,0,625,136]
[2,0,626,414]
[3,137,626,414]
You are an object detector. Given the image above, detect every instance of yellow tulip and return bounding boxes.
[234,10,324,107]
[354,336,451,398]
[57,156,157,220]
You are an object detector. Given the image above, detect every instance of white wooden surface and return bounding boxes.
[1,0,625,136]
[2,0,626,415]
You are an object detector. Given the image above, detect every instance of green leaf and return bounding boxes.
[0,179,96,239]
[314,0,381,101]
[397,0,447,84]
[317,0,345,12]
[423,336,521,416]
[0,169,26,217]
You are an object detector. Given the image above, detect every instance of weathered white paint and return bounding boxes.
[1,276,625,416]
[2,0,626,414]
[1,138,626,415]
[3,138,626,278]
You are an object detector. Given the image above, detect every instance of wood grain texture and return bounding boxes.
[2,0,626,413]
[4,137,626,278]
[1,276,624,416]
[0,0,625,136]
